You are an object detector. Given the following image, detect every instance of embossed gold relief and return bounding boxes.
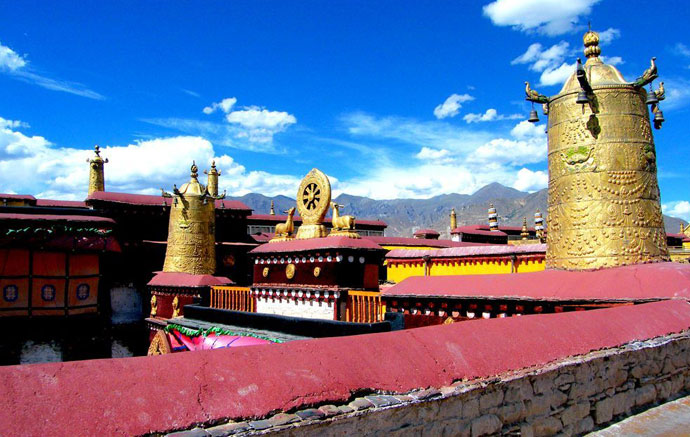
[172,295,180,318]
[86,145,108,195]
[295,168,331,239]
[286,263,295,279]
[162,162,225,275]
[147,330,172,356]
[262,267,269,277]
[150,295,157,317]
[313,266,321,277]
[543,29,669,270]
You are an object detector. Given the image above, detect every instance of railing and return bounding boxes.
[346,290,385,323]
[210,286,254,312]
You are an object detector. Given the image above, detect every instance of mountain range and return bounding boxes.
[229,182,687,239]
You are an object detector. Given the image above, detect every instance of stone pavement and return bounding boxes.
[587,395,690,436]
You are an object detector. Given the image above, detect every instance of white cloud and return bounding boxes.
[660,78,690,111]
[513,168,548,192]
[0,41,103,100]
[416,147,452,161]
[539,62,575,86]
[663,201,690,222]
[0,120,301,199]
[463,108,522,123]
[601,56,624,66]
[433,93,474,119]
[512,42,575,87]
[598,28,621,44]
[0,117,28,130]
[0,42,26,71]
[203,97,237,114]
[673,43,690,58]
[483,0,600,36]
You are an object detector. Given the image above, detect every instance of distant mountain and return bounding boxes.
[230,183,687,238]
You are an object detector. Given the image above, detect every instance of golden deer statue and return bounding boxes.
[331,202,355,231]
[275,207,295,238]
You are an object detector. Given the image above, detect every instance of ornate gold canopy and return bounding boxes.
[295,168,331,239]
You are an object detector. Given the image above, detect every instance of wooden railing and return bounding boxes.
[210,286,254,312]
[346,290,385,323]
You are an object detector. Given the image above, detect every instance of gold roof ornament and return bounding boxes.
[488,204,499,231]
[204,161,222,197]
[533,28,670,270]
[295,168,331,239]
[86,145,108,196]
[328,202,359,239]
[521,217,529,240]
[161,161,225,274]
[270,207,296,242]
[450,208,457,231]
[269,200,275,215]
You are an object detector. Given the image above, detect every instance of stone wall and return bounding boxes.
[193,333,690,437]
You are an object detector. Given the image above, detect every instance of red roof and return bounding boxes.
[363,235,487,248]
[0,193,36,201]
[451,225,508,237]
[0,299,688,435]
[35,199,87,208]
[384,262,690,302]
[386,243,546,259]
[87,191,251,211]
[250,236,385,254]
[0,213,115,224]
[148,272,233,287]
[248,214,387,227]
[413,229,440,236]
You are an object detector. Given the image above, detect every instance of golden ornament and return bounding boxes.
[286,263,296,279]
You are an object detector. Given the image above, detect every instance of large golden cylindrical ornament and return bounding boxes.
[87,145,107,196]
[545,84,669,270]
[162,166,216,275]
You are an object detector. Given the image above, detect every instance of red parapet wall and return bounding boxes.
[0,300,689,435]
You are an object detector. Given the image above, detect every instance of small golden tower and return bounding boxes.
[161,162,225,274]
[87,145,108,196]
[270,200,276,215]
[521,217,529,240]
[535,29,669,269]
[450,208,457,231]
[488,204,499,231]
[204,161,221,197]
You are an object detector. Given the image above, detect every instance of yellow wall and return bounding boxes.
[387,257,546,283]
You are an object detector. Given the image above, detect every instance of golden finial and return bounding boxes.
[270,200,275,215]
[190,161,199,179]
[204,160,222,197]
[450,207,457,231]
[521,217,529,240]
[87,144,108,196]
[488,204,499,231]
[583,26,600,58]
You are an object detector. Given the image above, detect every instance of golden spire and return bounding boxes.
[87,145,108,196]
[534,209,545,243]
[161,161,224,275]
[270,200,275,215]
[204,161,221,197]
[521,217,529,240]
[450,208,457,231]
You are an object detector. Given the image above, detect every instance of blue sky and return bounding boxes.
[1,1,690,218]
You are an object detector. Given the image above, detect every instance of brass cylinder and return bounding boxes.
[545,85,669,270]
[163,171,216,274]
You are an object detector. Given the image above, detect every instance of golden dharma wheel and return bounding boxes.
[295,168,331,239]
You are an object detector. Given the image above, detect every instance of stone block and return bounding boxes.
[560,402,589,426]
[630,365,644,379]
[574,363,593,384]
[554,373,574,387]
[411,388,441,401]
[470,414,501,437]
[635,385,657,406]
[166,428,210,437]
[550,391,568,408]
[505,379,534,403]
[296,408,326,420]
[574,416,594,434]
[497,401,526,424]
[337,405,354,414]
[205,422,250,437]
[479,389,504,412]
[268,413,301,426]
[595,398,613,424]
[348,398,374,411]
[520,423,535,437]
[248,420,273,431]
[317,405,341,417]
[612,370,628,387]
[655,380,672,400]
[671,374,685,394]
[531,416,562,437]
[463,398,480,419]
[525,395,551,417]
[532,374,555,395]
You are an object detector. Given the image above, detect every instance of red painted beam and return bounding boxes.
[0,300,689,436]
